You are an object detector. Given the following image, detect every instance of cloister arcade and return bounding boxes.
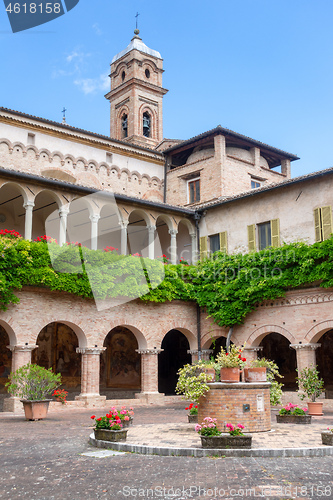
[0,178,196,263]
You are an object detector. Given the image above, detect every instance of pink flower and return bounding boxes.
[124,416,130,421]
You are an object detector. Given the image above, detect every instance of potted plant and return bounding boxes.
[195,417,251,449]
[276,403,311,424]
[6,363,61,420]
[296,365,324,415]
[245,357,284,405]
[176,360,215,403]
[91,412,128,442]
[321,427,333,446]
[215,344,246,383]
[53,388,68,404]
[185,403,198,423]
[108,406,134,428]
[244,358,267,382]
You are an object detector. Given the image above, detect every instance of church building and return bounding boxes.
[0,31,332,411]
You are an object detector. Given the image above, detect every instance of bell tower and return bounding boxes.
[105,30,168,148]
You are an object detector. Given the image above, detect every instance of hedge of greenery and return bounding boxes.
[1,233,333,327]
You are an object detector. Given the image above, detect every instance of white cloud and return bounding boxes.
[92,23,102,36]
[74,72,109,95]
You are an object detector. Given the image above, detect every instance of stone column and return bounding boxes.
[58,207,69,246]
[3,344,38,413]
[187,349,213,363]
[135,348,164,404]
[148,225,156,260]
[290,343,321,374]
[190,232,198,264]
[169,229,178,264]
[90,214,100,251]
[119,220,128,255]
[23,201,34,241]
[75,347,106,406]
[243,346,263,365]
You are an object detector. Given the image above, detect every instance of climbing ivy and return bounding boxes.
[2,234,333,328]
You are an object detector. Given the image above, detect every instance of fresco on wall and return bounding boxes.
[101,327,140,389]
[32,322,81,388]
[0,326,11,390]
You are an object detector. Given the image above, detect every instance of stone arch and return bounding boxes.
[247,325,296,347]
[139,104,158,140]
[26,145,39,158]
[100,324,143,395]
[0,182,28,237]
[39,148,52,161]
[0,320,17,346]
[110,165,120,177]
[98,201,121,251]
[201,330,242,350]
[158,328,192,394]
[304,320,333,344]
[32,188,64,241]
[0,138,13,153]
[32,319,87,348]
[177,217,195,235]
[155,214,175,261]
[12,141,25,154]
[177,218,195,264]
[100,323,148,350]
[160,325,197,351]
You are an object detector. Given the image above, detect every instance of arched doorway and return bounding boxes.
[209,337,228,359]
[100,326,141,399]
[259,332,297,389]
[158,330,191,395]
[127,210,149,257]
[0,325,12,411]
[316,330,333,396]
[32,322,81,398]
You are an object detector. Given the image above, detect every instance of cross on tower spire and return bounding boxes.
[135,12,140,31]
[62,107,67,124]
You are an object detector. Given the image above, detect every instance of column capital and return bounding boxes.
[119,220,129,229]
[89,214,100,223]
[76,346,106,355]
[7,344,38,352]
[290,343,321,351]
[23,201,35,209]
[148,225,156,233]
[58,207,70,217]
[136,348,163,355]
[169,229,178,237]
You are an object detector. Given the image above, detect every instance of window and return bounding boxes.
[122,71,126,82]
[121,114,128,138]
[248,219,280,251]
[27,133,35,145]
[314,206,332,242]
[209,232,228,254]
[143,112,151,137]
[251,180,261,189]
[145,68,150,79]
[188,178,200,203]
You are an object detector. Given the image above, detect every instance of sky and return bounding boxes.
[1,0,333,177]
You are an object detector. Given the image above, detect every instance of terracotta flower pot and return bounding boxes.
[307,401,324,416]
[203,367,216,382]
[200,434,252,449]
[220,367,240,383]
[21,400,51,421]
[94,428,128,442]
[244,367,267,383]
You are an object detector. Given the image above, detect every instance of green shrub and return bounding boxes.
[6,363,61,400]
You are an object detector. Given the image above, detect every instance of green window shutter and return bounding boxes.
[314,208,322,242]
[270,219,280,247]
[321,206,332,240]
[219,231,228,253]
[247,224,256,251]
[199,236,208,260]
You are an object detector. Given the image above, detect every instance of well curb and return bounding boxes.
[89,433,333,458]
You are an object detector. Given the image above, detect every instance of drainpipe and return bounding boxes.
[226,326,234,353]
[194,211,202,360]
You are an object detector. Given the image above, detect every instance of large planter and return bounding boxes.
[244,367,267,383]
[188,414,198,424]
[276,414,312,424]
[203,368,216,382]
[307,401,324,416]
[321,431,333,446]
[94,428,128,442]
[220,367,240,383]
[200,434,252,449]
[21,399,51,421]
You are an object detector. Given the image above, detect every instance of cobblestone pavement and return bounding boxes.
[0,403,332,500]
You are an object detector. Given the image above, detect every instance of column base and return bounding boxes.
[75,394,107,408]
[3,396,24,414]
[135,392,165,404]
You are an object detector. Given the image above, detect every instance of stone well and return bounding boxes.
[198,382,271,433]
